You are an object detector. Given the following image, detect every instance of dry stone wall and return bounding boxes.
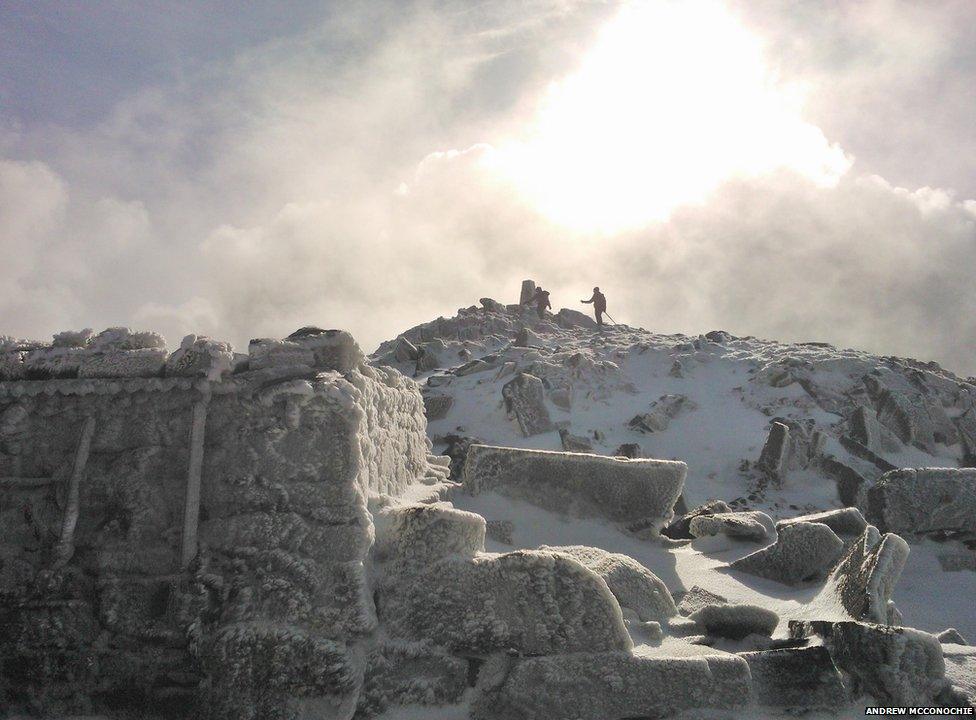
[0,327,433,718]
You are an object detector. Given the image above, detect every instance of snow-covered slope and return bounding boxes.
[370,290,976,716]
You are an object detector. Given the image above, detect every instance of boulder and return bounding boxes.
[558,428,593,452]
[614,443,642,458]
[739,646,850,710]
[470,652,752,720]
[867,467,976,536]
[554,308,598,330]
[822,456,871,507]
[819,526,909,624]
[777,507,868,537]
[463,444,686,529]
[422,393,453,421]
[380,550,632,655]
[286,327,365,373]
[661,499,732,540]
[540,545,677,622]
[849,405,902,454]
[687,603,779,640]
[677,585,728,616]
[757,421,790,482]
[393,336,420,362]
[480,297,506,313]
[731,522,845,585]
[937,629,970,645]
[943,645,976,706]
[789,620,949,706]
[690,511,776,542]
[414,345,441,374]
[628,394,696,434]
[501,373,553,437]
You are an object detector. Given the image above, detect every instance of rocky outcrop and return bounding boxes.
[821,525,909,624]
[690,510,775,542]
[739,646,850,710]
[731,522,845,585]
[463,444,686,529]
[501,372,553,437]
[867,467,976,536]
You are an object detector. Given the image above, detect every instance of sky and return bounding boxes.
[1,0,975,374]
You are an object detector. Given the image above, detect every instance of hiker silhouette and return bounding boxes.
[581,287,607,327]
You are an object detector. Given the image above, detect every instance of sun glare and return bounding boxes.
[493,0,850,233]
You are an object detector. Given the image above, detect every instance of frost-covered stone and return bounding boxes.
[393,336,420,362]
[540,545,677,622]
[463,444,686,528]
[661,499,732,540]
[356,640,468,718]
[52,328,94,347]
[777,507,868,536]
[690,510,775,542]
[485,519,514,545]
[380,550,631,655]
[938,628,970,645]
[558,427,593,452]
[199,621,362,720]
[78,346,167,378]
[286,326,365,373]
[687,603,779,640]
[629,393,697,433]
[867,467,976,535]
[790,620,949,706]
[23,345,88,378]
[823,526,910,624]
[422,392,453,420]
[471,651,752,720]
[374,503,485,567]
[677,585,728,616]
[0,350,26,380]
[248,337,315,370]
[164,334,234,380]
[731,521,845,585]
[757,421,790,480]
[739,646,850,710]
[501,372,553,436]
[90,327,166,351]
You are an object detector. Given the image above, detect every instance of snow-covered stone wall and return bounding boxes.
[0,327,433,717]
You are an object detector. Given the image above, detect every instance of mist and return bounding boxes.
[2,0,975,375]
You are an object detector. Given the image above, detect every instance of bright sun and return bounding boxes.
[490,0,850,234]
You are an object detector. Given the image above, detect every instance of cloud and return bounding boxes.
[1,0,975,378]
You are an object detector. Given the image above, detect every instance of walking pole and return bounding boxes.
[603,312,617,325]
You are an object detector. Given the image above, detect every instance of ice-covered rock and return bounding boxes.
[938,628,970,645]
[471,651,752,720]
[164,334,234,380]
[558,427,593,452]
[687,603,779,640]
[739,646,850,710]
[379,550,632,655]
[867,467,976,536]
[355,640,467,718]
[690,510,776,542]
[662,499,732,540]
[199,621,361,720]
[248,337,314,370]
[463,444,686,529]
[501,372,553,436]
[286,326,365,373]
[374,503,485,568]
[485,519,514,545]
[731,521,845,585]
[540,544,677,622]
[790,620,950,706]
[777,507,868,537]
[422,392,453,420]
[628,393,697,434]
[677,585,728,616]
[823,525,909,624]
[78,346,167,378]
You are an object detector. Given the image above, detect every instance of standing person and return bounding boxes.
[533,286,552,319]
[581,287,607,327]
